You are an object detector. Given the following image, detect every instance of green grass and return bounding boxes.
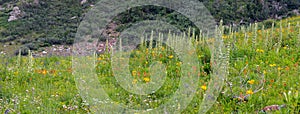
[1,16,300,113]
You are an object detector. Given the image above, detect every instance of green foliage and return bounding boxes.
[262,19,276,29]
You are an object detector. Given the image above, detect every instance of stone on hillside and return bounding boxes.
[292,9,300,15]
[70,16,77,20]
[81,0,87,5]
[8,6,25,22]
[33,0,39,5]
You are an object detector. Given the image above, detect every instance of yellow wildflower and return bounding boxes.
[176,62,181,66]
[269,64,276,67]
[278,67,283,71]
[283,46,287,49]
[198,55,203,58]
[247,80,255,85]
[256,49,264,53]
[168,55,174,59]
[246,90,254,95]
[257,30,261,33]
[132,70,137,76]
[14,71,18,76]
[143,77,150,83]
[41,70,47,75]
[201,85,207,91]
[151,51,156,57]
[222,35,228,39]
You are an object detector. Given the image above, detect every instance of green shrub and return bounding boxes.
[24,43,39,50]
[263,20,276,29]
[14,46,29,56]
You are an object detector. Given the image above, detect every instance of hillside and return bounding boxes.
[0,0,299,56]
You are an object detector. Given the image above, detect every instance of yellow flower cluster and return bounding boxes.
[132,70,137,76]
[247,80,255,85]
[222,35,228,39]
[176,62,181,66]
[143,77,150,83]
[201,85,207,91]
[269,64,276,67]
[246,90,254,95]
[256,49,264,53]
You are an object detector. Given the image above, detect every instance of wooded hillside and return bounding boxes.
[0,0,299,55]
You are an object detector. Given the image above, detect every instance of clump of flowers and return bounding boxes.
[168,55,174,59]
[143,77,150,83]
[256,49,264,53]
[246,90,254,95]
[201,85,207,91]
[247,79,255,85]
[132,70,137,76]
[269,64,276,67]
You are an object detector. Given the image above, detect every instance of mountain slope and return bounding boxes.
[0,0,299,55]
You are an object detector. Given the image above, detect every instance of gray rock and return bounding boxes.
[81,0,87,5]
[33,0,39,5]
[8,6,25,22]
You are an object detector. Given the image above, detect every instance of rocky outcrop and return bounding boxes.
[81,0,87,5]
[8,6,25,22]
[33,0,39,5]
[292,9,300,15]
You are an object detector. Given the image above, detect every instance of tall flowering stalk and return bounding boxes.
[287,23,291,37]
[270,22,275,50]
[264,30,269,50]
[276,21,283,53]
[242,26,248,47]
[252,23,258,50]
[27,49,34,72]
[298,28,300,47]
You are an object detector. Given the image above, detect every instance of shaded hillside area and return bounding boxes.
[0,0,299,55]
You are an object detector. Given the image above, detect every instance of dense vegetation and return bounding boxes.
[0,0,299,54]
[0,15,300,113]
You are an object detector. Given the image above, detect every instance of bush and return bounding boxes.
[24,43,39,50]
[263,20,276,29]
[14,46,29,56]
[45,37,62,45]
[18,38,31,44]
[0,36,17,42]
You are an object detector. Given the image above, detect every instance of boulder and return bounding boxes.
[33,0,39,5]
[8,6,25,22]
[81,0,87,5]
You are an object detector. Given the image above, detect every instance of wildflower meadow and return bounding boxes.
[1,16,300,113]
